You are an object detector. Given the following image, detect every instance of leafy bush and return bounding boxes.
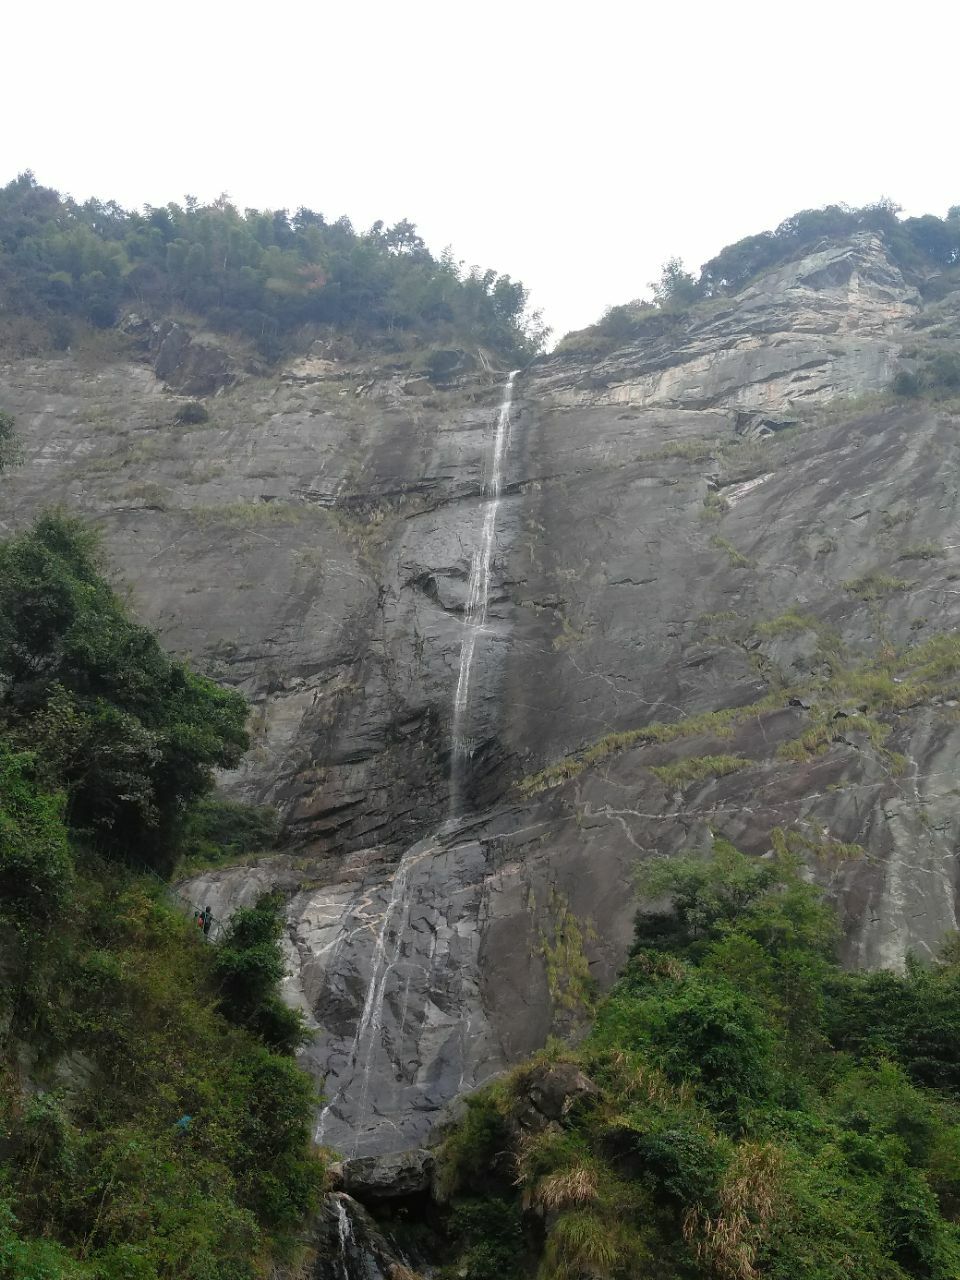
[213,893,308,1053]
[0,741,72,930]
[175,400,209,425]
[436,841,960,1277]
[0,868,323,1276]
[445,1199,525,1280]
[595,970,777,1129]
[0,512,248,869]
[893,370,922,397]
[892,350,960,400]
[0,410,18,472]
[177,796,279,871]
[434,1091,512,1201]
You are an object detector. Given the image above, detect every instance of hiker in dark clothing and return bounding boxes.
[196,907,206,932]
[202,907,213,938]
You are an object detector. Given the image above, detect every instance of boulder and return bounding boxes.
[340,1148,435,1202]
[510,1062,600,1134]
[153,321,240,395]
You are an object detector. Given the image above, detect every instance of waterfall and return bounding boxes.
[335,1195,354,1280]
[450,369,519,811]
[315,371,520,1153]
[344,835,435,1154]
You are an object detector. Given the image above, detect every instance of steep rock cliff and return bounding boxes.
[4,230,960,1156]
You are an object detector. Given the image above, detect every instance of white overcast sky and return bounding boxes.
[4,0,960,341]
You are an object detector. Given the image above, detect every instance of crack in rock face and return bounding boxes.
[5,231,960,1155]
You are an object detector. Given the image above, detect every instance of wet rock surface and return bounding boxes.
[5,233,960,1156]
[308,1192,411,1280]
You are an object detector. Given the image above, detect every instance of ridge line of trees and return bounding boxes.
[0,172,547,360]
[560,198,960,356]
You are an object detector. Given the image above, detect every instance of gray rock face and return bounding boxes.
[534,233,915,412]
[307,1192,409,1280]
[337,1149,434,1201]
[508,1062,601,1134]
[5,232,960,1158]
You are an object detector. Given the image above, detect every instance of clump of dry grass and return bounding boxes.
[528,1164,600,1213]
[603,1048,693,1108]
[683,1142,783,1280]
[541,1211,621,1279]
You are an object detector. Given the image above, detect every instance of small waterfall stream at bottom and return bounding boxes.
[315,371,520,1154]
[335,1195,353,1279]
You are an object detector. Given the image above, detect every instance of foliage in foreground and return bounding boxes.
[434,842,960,1279]
[0,857,322,1280]
[0,515,322,1278]
[214,893,309,1054]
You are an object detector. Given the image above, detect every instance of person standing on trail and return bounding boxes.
[202,907,213,938]
[196,907,206,932]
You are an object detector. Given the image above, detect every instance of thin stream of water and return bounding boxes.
[450,370,519,810]
[335,1194,353,1279]
[316,371,520,1152]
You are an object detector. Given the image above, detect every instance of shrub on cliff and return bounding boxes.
[0,511,249,871]
[0,522,323,1277]
[175,795,280,875]
[0,740,72,932]
[0,409,18,471]
[893,350,960,399]
[213,892,309,1053]
[433,843,960,1279]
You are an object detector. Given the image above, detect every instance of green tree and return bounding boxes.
[213,893,308,1053]
[650,256,700,307]
[0,172,546,361]
[633,840,837,962]
[0,740,72,931]
[0,410,18,472]
[0,512,248,868]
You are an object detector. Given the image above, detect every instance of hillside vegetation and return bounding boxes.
[0,513,324,1279]
[430,843,960,1279]
[0,172,546,362]
[558,199,960,357]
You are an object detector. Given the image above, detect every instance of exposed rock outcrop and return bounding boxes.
[121,313,244,395]
[507,1062,601,1134]
[534,233,916,411]
[308,1192,413,1280]
[335,1149,435,1201]
[4,230,960,1157]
